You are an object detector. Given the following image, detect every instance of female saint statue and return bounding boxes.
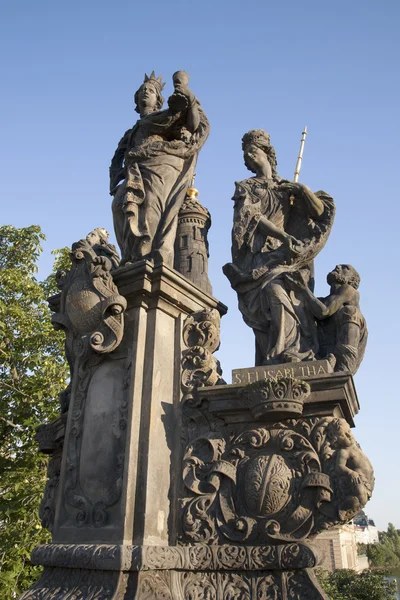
[110,71,209,266]
[223,130,335,366]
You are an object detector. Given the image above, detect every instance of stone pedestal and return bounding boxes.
[53,261,225,546]
[20,262,227,598]
[20,263,373,600]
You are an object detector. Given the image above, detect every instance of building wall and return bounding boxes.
[355,525,379,545]
[315,524,363,572]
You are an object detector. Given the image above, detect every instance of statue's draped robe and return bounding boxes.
[111,105,209,265]
[224,177,335,366]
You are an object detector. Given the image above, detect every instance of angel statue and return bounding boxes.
[223,130,335,366]
[110,70,210,267]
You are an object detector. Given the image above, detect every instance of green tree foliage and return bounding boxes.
[368,523,400,568]
[317,569,397,600]
[0,225,69,597]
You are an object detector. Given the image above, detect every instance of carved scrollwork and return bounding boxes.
[139,571,173,600]
[19,566,330,599]
[30,542,321,573]
[18,566,129,600]
[181,309,224,394]
[180,410,374,545]
[50,234,126,413]
[256,574,282,600]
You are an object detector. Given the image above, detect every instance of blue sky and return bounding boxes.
[1,0,399,531]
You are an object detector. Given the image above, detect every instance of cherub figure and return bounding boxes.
[85,228,120,270]
[287,264,367,374]
[326,418,374,520]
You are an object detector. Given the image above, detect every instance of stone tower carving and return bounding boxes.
[174,182,212,295]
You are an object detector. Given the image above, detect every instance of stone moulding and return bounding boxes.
[31,542,322,572]
[112,259,227,317]
[195,371,359,426]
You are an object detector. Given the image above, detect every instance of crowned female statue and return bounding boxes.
[223,130,335,366]
[110,71,210,266]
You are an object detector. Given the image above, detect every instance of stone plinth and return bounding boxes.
[50,260,225,548]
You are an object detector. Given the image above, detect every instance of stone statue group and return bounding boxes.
[106,70,367,376]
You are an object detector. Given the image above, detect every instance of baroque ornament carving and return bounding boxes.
[52,236,127,360]
[47,234,130,528]
[180,408,374,545]
[18,567,129,600]
[31,541,320,572]
[18,566,328,599]
[49,233,126,413]
[181,308,224,394]
[240,378,310,420]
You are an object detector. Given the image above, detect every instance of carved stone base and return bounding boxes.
[20,566,328,599]
[20,543,329,599]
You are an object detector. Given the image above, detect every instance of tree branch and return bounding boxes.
[0,415,23,431]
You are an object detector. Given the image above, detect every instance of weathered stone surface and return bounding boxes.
[181,307,225,395]
[223,129,335,368]
[49,231,126,413]
[23,542,329,599]
[196,371,359,426]
[18,121,372,600]
[232,359,333,385]
[19,565,329,599]
[223,131,368,375]
[47,261,226,548]
[174,184,212,294]
[35,416,67,532]
[110,71,210,267]
[239,377,311,420]
[179,380,374,548]
[30,541,323,571]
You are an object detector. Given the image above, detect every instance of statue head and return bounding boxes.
[326,418,353,449]
[86,228,110,247]
[327,265,360,289]
[134,71,166,114]
[172,70,190,88]
[242,130,278,177]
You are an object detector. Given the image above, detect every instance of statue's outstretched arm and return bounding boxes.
[172,81,201,133]
[186,98,201,133]
[280,182,324,217]
[289,281,356,319]
[301,185,325,217]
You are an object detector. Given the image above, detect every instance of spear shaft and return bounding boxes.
[293,126,308,182]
